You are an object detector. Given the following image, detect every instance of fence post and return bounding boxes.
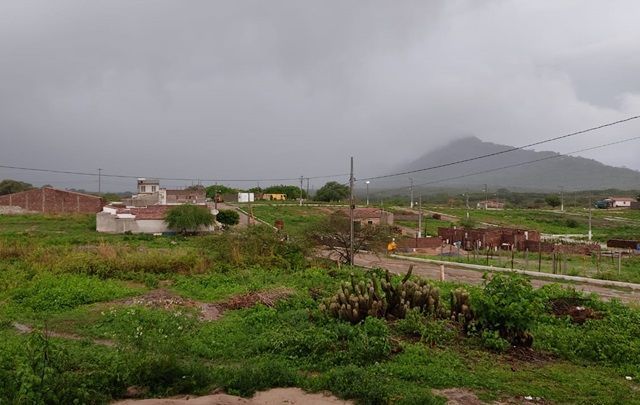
[440,264,445,281]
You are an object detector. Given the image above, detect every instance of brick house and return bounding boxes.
[337,208,394,226]
[0,187,104,214]
[438,227,540,250]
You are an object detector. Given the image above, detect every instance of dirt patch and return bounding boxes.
[112,388,352,405]
[505,347,554,365]
[116,288,294,321]
[433,388,484,405]
[12,322,115,347]
[217,288,293,311]
[549,298,602,324]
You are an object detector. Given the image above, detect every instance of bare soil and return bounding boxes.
[117,288,294,321]
[12,322,115,347]
[111,388,352,405]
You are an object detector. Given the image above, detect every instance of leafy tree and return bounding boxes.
[164,204,214,235]
[545,195,561,208]
[458,216,477,229]
[263,185,306,199]
[0,179,33,196]
[305,212,392,264]
[205,185,237,199]
[216,209,240,226]
[315,181,349,202]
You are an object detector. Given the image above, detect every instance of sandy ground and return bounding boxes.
[111,388,352,405]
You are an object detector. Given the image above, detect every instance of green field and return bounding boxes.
[430,207,640,241]
[1,214,640,404]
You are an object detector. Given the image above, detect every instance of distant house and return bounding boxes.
[125,178,206,206]
[261,193,287,201]
[97,204,215,234]
[476,199,505,210]
[338,208,394,226]
[609,197,636,208]
[161,189,206,205]
[0,187,104,214]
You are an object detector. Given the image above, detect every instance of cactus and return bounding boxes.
[450,287,474,329]
[320,268,441,323]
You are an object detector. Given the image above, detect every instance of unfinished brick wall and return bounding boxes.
[0,188,104,214]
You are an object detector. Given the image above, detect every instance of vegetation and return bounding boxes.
[315,181,349,202]
[205,185,237,199]
[0,179,33,195]
[545,195,561,208]
[216,209,240,227]
[1,214,640,403]
[263,184,307,199]
[165,204,215,234]
[305,212,391,264]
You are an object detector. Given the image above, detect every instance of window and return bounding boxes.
[368,220,373,225]
[151,186,157,192]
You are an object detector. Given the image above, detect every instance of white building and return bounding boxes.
[609,197,636,208]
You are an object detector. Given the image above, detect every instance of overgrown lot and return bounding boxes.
[1,214,639,404]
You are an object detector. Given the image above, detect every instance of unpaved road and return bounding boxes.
[351,252,639,304]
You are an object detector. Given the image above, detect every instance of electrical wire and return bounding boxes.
[368,135,640,197]
[359,115,640,182]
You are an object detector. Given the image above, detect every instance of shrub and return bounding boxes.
[475,273,543,347]
[165,204,214,235]
[216,209,240,226]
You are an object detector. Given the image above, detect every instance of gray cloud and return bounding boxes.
[0,0,639,191]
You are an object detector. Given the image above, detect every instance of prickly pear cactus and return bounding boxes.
[450,287,474,328]
[320,267,441,323]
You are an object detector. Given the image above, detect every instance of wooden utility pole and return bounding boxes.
[299,176,304,206]
[349,157,355,266]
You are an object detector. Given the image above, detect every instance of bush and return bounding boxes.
[475,273,543,347]
[165,204,215,234]
[216,209,240,226]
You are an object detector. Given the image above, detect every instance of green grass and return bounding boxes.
[430,207,640,241]
[250,204,330,235]
[411,250,640,283]
[1,213,640,403]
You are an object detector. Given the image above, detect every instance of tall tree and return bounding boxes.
[0,179,33,196]
[315,181,349,202]
[205,185,237,199]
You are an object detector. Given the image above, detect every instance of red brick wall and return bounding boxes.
[0,188,104,214]
[397,237,443,249]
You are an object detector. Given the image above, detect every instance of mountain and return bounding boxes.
[385,137,640,191]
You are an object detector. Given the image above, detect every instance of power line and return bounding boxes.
[0,163,348,183]
[369,135,640,197]
[359,115,640,182]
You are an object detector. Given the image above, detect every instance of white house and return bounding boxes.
[97,204,216,234]
[609,197,636,208]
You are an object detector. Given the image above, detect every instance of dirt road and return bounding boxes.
[351,252,639,303]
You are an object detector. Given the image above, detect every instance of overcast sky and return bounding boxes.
[1,1,639,192]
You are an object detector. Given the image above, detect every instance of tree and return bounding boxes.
[164,204,214,235]
[0,179,33,196]
[263,184,307,199]
[315,181,349,202]
[205,185,237,199]
[305,212,392,264]
[545,195,561,208]
[216,209,240,227]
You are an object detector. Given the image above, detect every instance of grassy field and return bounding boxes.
[429,207,640,241]
[411,249,640,284]
[1,214,640,404]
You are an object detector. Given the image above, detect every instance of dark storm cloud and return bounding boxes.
[0,1,639,191]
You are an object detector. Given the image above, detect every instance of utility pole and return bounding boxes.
[409,178,414,209]
[349,157,355,266]
[560,186,564,212]
[306,178,310,201]
[484,184,488,210]
[588,194,593,241]
[417,195,423,238]
[98,168,102,194]
[365,181,370,206]
[299,175,304,206]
